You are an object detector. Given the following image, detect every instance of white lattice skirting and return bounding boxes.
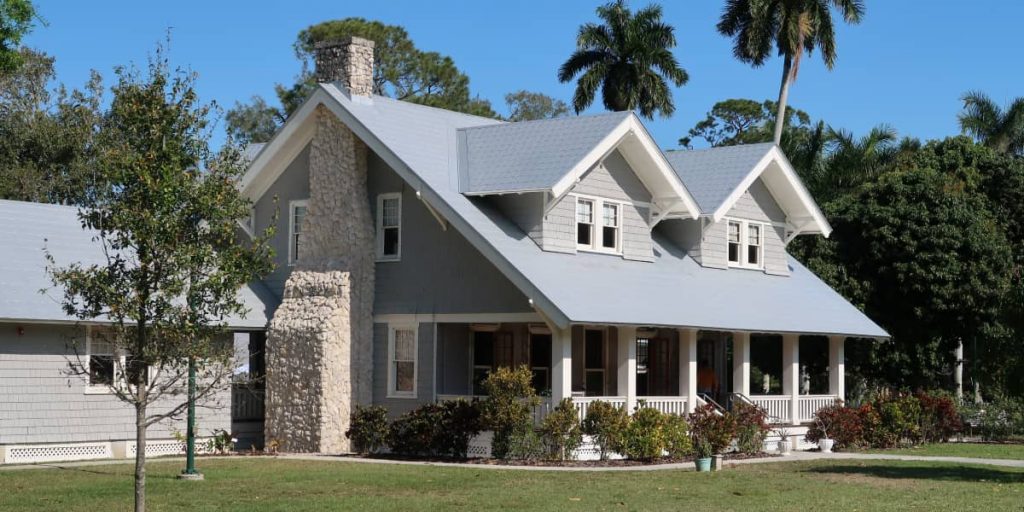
[127,438,212,458]
[2,442,113,464]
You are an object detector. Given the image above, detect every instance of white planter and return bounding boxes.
[818,438,835,453]
[777,439,792,455]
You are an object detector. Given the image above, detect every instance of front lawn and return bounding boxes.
[861,442,1024,460]
[1,457,1022,511]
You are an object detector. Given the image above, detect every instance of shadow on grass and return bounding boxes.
[806,463,1024,484]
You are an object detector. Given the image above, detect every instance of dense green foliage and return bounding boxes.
[806,393,963,450]
[387,400,483,458]
[688,404,737,458]
[504,90,569,122]
[344,405,389,455]
[620,407,668,460]
[733,402,772,455]
[480,366,539,459]
[539,398,583,460]
[581,399,629,459]
[558,0,688,118]
[0,0,35,74]
[0,48,104,203]
[958,91,1024,156]
[679,98,811,148]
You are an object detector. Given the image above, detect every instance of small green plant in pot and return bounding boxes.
[693,438,713,472]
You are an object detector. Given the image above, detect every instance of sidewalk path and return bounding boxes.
[1,451,1023,473]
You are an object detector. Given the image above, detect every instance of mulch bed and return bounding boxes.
[340,452,780,467]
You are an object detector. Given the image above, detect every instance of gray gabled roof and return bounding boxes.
[0,199,274,328]
[457,111,632,195]
[308,87,885,338]
[665,142,775,214]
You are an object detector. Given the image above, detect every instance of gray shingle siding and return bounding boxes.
[0,323,228,445]
[368,152,534,315]
[539,149,654,260]
[253,143,311,300]
[699,178,790,275]
[372,322,434,417]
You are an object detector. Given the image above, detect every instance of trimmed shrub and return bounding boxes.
[540,398,583,460]
[733,402,771,455]
[622,407,668,461]
[868,393,922,448]
[972,398,1024,442]
[506,426,546,460]
[916,392,962,443]
[806,402,868,450]
[388,403,443,456]
[435,399,483,458]
[581,400,628,460]
[688,404,736,457]
[663,414,693,458]
[481,366,539,459]
[345,405,389,455]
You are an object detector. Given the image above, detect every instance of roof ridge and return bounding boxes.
[665,141,776,155]
[458,110,632,133]
[366,92,507,124]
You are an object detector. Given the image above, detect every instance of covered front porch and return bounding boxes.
[434,321,846,425]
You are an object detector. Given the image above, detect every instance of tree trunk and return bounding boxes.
[773,55,796,145]
[134,389,147,512]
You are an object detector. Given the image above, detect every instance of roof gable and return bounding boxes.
[666,144,831,237]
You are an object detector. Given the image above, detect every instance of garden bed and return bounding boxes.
[340,451,779,467]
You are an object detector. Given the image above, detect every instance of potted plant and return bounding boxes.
[688,404,737,472]
[815,415,835,453]
[776,426,792,455]
[693,438,713,472]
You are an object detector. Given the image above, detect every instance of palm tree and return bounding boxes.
[958,91,1024,156]
[558,0,688,119]
[717,0,864,145]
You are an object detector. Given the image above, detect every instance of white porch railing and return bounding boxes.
[798,395,839,423]
[638,397,688,416]
[571,396,626,420]
[435,394,553,425]
[749,395,791,423]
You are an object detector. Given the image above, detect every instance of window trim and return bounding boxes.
[287,199,308,266]
[574,194,624,255]
[387,323,418,399]
[725,217,765,270]
[376,192,402,262]
[83,326,151,395]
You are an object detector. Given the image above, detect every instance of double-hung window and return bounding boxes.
[377,193,401,261]
[85,328,148,394]
[726,218,764,269]
[576,196,622,253]
[388,324,417,398]
[288,200,308,266]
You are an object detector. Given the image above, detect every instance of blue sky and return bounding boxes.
[24,1,1023,149]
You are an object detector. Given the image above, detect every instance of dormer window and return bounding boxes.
[576,199,594,247]
[576,196,622,254]
[726,218,764,269]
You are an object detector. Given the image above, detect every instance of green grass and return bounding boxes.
[861,442,1024,460]
[1,457,1022,511]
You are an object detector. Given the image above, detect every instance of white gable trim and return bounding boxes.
[239,91,323,201]
[709,145,832,237]
[549,114,700,221]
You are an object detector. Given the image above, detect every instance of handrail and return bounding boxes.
[697,393,726,416]
[731,392,786,424]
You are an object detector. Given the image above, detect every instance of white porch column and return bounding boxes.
[783,334,800,424]
[617,326,637,413]
[551,326,573,404]
[829,335,846,402]
[732,332,751,397]
[680,328,698,414]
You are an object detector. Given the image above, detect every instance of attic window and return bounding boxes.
[576,196,623,254]
[726,218,764,270]
[377,193,401,261]
[602,203,619,250]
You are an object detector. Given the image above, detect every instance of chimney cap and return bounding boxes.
[314,36,375,50]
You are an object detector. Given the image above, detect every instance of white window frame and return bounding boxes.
[287,199,308,266]
[387,323,418,398]
[725,217,765,270]
[376,193,402,262]
[574,194,623,255]
[83,327,151,395]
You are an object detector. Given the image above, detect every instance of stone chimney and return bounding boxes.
[314,37,375,96]
[265,37,378,454]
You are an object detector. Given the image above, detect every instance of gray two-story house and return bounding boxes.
[245,37,886,454]
[0,36,886,463]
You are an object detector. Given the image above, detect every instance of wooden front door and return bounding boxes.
[643,336,678,396]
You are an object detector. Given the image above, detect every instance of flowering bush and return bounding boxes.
[805,401,868,450]
[916,392,962,443]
